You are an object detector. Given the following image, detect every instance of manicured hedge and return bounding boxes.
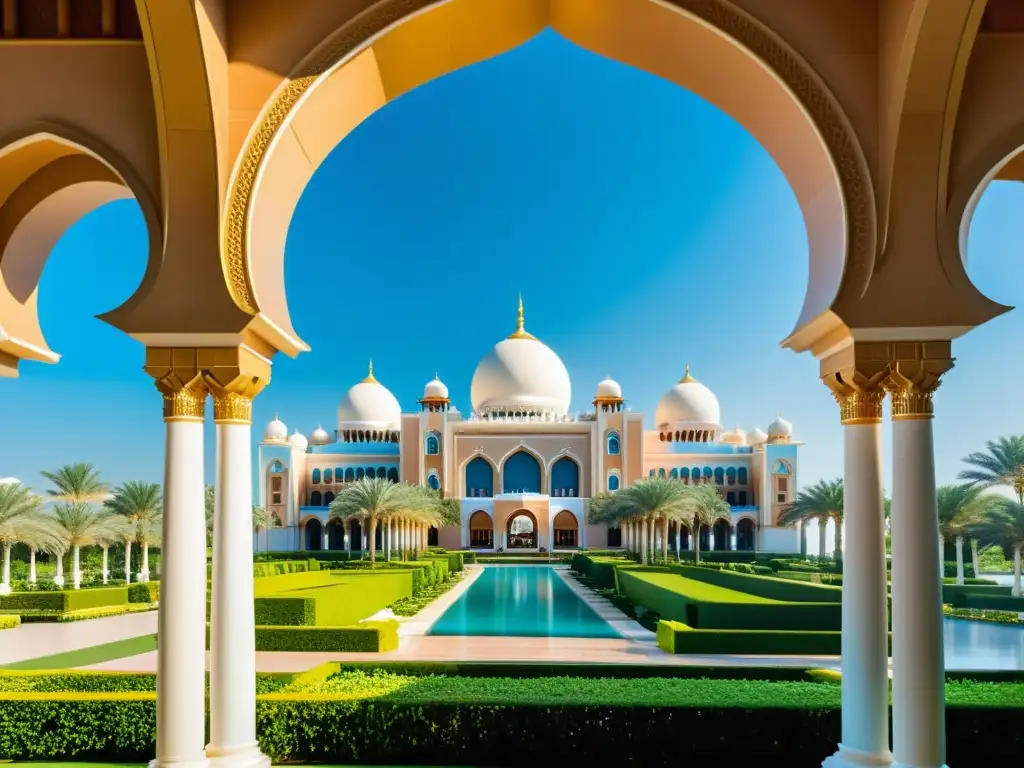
[943,584,1012,608]
[0,615,19,629]
[252,560,320,578]
[656,620,842,655]
[127,582,159,604]
[571,554,632,589]
[254,551,350,563]
[962,594,1024,612]
[253,596,315,626]
[671,565,843,604]
[252,570,413,627]
[425,550,465,573]
[617,570,841,631]
[0,586,129,613]
[210,621,398,652]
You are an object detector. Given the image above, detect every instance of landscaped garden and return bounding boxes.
[0,662,1020,763]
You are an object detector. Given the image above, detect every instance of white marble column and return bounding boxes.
[823,388,891,768]
[124,541,132,584]
[102,545,109,585]
[890,380,946,768]
[140,543,150,582]
[151,382,210,768]
[207,392,269,768]
[28,547,36,584]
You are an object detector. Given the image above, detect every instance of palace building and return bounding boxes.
[257,300,801,554]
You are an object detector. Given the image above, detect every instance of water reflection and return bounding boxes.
[944,617,1024,670]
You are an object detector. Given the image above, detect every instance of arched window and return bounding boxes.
[310,490,322,506]
[608,472,620,492]
[356,467,364,481]
[738,490,748,505]
[378,466,387,478]
[469,510,493,548]
[324,491,335,506]
[428,473,440,491]
[736,518,756,551]
[465,457,494,497]
[714,467,725,485]
[607,432,620,455]
[387,467,399,483]
[502,451,542,494]
[658,468,666,479]
[738,467,748,485]
[344,467,354,482]
[550,457,580,497]
[269,461,285,473]
[726,491,736,505]
[649,469,656,478]
[692,466,701,483]
[703,466,713,481]
[323,468,333,484]
[426,434,440,455]
[304,518,323,551]
[680,467,690,483]
[669,468,678,479]
[726,467,736,485]
[335,467,343,481]
[365,467,376,479]
[311,468,321,485]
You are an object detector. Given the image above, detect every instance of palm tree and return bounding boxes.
[252,505,274,553]
[959,436,1024,504]
[105,481,162,582]
[49,503,129,589]
[686,482,730,564]
[41,463,110,503]
[0,482,63,594]
[328,478,417,564]
[936,484,995,584]
[613,478,694,564]
[782,479,844,564]
[205,484,216,546]
[986,499,1024,596]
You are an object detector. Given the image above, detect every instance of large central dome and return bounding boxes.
[470,298,571,416]
[337,361,402,429]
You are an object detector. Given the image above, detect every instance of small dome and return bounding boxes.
[470,297,571,416]
[310,425,332,445]
[721,426,746,445]
[337,360,403,430]
[423,375,449,400]
[654,364,721,426]
[747,427,768,446]
[595,377,622,399]
[768,416,793,439]
[288,430,308,451]
[263,415,288,443]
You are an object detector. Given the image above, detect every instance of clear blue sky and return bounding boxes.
[2,30,1022,496]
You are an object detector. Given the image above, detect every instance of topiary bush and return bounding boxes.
[127,582,159,604]
[0,615,19,629]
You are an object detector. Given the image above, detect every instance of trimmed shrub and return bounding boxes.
[250,621,398,652]
[656,620,843,655]
[670,565,842,603]
[252,570,413,626]
[943,561,976,579]
[962,594,1024,612]
[0,615,19,629]
[943,584,1012,608]
[0,586,129,613]
[253,560,310,578]
[254,597,316,626]
[127,582,159,604]
[675,550,757,563]
[425,550,464,573]
[254,551,350,563]
[942,576,996,585]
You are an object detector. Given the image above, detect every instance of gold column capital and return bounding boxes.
[158,375,208,422]
[882,342,955,420]
[211,391,254,424]
[821,368,887,425]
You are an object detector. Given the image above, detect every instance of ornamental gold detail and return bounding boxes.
[213,392,254,424]
[833,388,884,424]
[163,382,207,422]
[886,380,939,420]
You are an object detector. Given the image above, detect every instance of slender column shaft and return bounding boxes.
[102,546,109,584]
[141,543,150,582]
[891,415,945,768]
[151,383,209,768]
[125,541,132,584]
[29,548,36,583]
[207,393,268,768]
[824,390,891,768]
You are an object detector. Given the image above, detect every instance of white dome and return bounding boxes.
[470,299,571,416]
[263,415,288,443]
[337,361,402,429]
[310,425,332,445]
[288,430,308,450]
[595,377,622,399]
[423,375,449,400]
[768,416,793,439]
[747,427,768,446]
[654,365,721,426]
[721,426,746,445]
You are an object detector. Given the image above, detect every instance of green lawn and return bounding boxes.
[635,572,778,603]
[0,634,157,671]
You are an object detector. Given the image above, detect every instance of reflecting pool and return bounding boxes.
[944,617,1024,670]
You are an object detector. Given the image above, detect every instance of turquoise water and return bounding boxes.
[428,566,620,638]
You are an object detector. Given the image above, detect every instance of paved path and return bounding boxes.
[0,611,158,666]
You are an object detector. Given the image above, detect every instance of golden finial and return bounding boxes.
[680,362,697,384]
[507,293,537,340]
[362,359,377,383]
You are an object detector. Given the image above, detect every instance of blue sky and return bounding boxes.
[2,29,1022,496]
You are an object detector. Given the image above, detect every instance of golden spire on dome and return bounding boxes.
[679,362,698,384]
[362,359,377,384]
[507,293,537,340]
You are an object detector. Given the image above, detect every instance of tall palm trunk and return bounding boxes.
[971,539,980,579]
[662,517,669,562]
[386,518,392,561]
[817,518,828,559]
[72,546,81,590]
[955,536,965,585]
[140,541,150,582]
[368,518,377,564]
[124,540,132,584]
[694,523,702,564]
[29,547,36,584]
[640,518,649,565]
[102,545,109,584]
[54,554,65,588]
[1014,546,1021,597]
[799,521,807,557]
[833,518,843,565]
[0,543,11,593]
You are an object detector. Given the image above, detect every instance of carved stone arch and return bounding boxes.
[227,0,874,360]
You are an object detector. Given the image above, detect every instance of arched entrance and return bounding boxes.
[304,518,323,551]
[736,518,756,552]
[553,510,578,549]
[507,510,538,550]
[679,523,691,552]
[348,520,362,552]
[469,510,493,549]
[713,519,731,551]
[326,519,345,551]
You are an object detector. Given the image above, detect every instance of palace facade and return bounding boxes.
[257,301,801,554]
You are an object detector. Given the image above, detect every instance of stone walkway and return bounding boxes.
[0,611,158,666]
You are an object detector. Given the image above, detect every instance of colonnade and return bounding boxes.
[824,349,950,768]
